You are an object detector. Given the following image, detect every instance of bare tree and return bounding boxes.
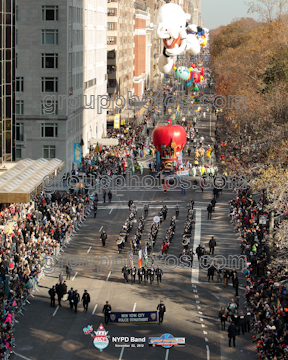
[245,0,281,22]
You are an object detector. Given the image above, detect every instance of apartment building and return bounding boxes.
[133,3,151,97]
[15,0,107,172]
[0,0,16,163]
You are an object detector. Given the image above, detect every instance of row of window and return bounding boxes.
[16,100,59,115]
[16,123,58,140]
[16,145,55,160]
[16,77,58,93]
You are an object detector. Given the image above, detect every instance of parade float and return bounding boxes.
[152,121,189,176]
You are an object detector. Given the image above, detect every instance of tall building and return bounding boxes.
[133,2,151,97]
[189,0,204,27]
[15,0,107,172]
[0,0,16,163]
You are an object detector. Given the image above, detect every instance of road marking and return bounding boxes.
[199,311,203,315]
[206,345,210,360]
[196,300,200,304]
[201,324,205,328]
[165,349,169,360]
[192,210,201,284]
[92,304,98,315]
[52,305,59,317]
[99,226,103,232]
[109,208,113,214]
[205,337,209,341]
[194,295,199,298]
[87,247,91,254]
[193,289,198,293]
[72,272,78,281]
[200,318,204,321]
[12,352,32,360]
[197,306,201,309]
[203,331,208,335]
[119,347,125,360]
[119,303,136,359]
[210,292,219,299]
[106,271,111,281]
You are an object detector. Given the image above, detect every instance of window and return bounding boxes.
[16,145,21,159]
[42,54,58,68]
[41,77,58,92]
[43,145,56,159]
[41,123,58,137]
[107,22,116,30]
[16,5,18,21]
[107,37,116,44]
[41,101,58,115]
[16,123,24,141]
[15,30,18,45]
[42,30,58,45]
[16,100,24,115]
[16,53,17,68]
[107,50,115,59]
[108,8,117,16]
[42,6,58,21]
[16,77,24,92]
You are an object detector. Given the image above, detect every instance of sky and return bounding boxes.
[201,0,259,29]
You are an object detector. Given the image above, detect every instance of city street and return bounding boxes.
[12,103,256,360]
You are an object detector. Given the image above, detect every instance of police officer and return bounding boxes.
[102,301,112,325]
[100,230,107,247]
[157,300,166,324]
[82,290,90,312]
[48,285,56,307]
[73,290,80,314]
[155,266,163,284]
[68,287,74,311]
[175,203,180,218]
[131,265,136,284]
[122,264,129,283]
[245,309,251,332]
[238,311,246,335]
[144,267,149,285]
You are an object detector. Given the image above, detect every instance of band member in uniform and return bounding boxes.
[131,266,136,284]
[122,264,129,283]
[144,267,149,285]
[138,267,144,284]
[82,290,90,312]
[149,266,155,284]
[156,266,163,284]
[157,300,166,324]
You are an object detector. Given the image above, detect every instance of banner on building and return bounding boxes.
[109,311,157,323]
[74,143,82,163]
[114,114,120,128]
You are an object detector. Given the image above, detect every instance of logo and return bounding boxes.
[151,313,157,321]
[83,324,110,352]
[148,334,185,348]
[110,314,116,321]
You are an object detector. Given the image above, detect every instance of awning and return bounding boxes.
[0,158,65,203]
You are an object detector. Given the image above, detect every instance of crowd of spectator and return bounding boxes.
[0,192,90,357]
[229,187,288,359]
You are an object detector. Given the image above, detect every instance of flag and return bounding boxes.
[129,251,133,268]
[143,246,148,268]
[137,244,143,268]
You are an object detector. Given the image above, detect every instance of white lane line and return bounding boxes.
[205,338,209,342]
[12,352,32,360]
[119,303,136,359]
[119,347,125,360]
[109,208,113,214]
[206,345,210,360]
[72,272,78,281]
[201,324,205,328]
[99,226,103,232]
[203,331,208,335]
[87,246,91,253]
[192,209,201,284]
[200,318,204,322]
[92,303,98,315]
[210,292,219,299]
[52,305,59,317]
[199,312,203,315]
[106,271,111,281]
[165,349,169,360]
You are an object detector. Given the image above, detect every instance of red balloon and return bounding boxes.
[193,73,201,83]
[152,123,187,155]
[201,67,205,76]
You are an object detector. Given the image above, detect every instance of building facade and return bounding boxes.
[0,0,16,163]
[15,0,107,172]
